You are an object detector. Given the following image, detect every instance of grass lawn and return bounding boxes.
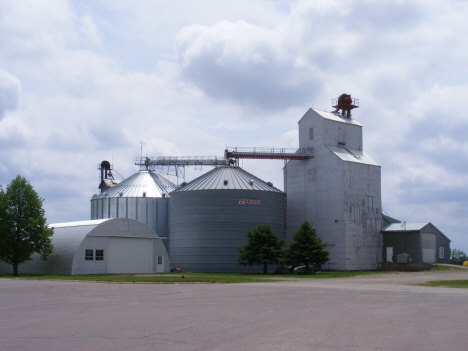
[0,270,387,284]
[431,264,468,271]
[418,280,468,289]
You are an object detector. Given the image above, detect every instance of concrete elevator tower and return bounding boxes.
[284,97,382,270]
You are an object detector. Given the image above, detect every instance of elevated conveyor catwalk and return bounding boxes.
[224,147,313,161]
[136,156,231,169]
[135,147,313,181]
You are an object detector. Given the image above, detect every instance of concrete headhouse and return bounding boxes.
[284,108,382,270]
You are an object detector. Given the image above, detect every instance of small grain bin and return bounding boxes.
[91,170,177,250]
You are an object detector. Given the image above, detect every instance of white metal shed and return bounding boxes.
[0,218,170,275]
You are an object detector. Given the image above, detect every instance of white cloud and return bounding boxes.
[1,0,468,252]
[0,70,21,120]
[78,14,102,46]
[175,20,323,110]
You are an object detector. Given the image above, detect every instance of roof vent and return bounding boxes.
[119,192,123,197]
[181,182,187,187]
[266,182,273,187]
[249,180,254,186]
[143,192,146,197]
[224,180,228,186]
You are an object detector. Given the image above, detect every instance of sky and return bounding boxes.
[1,0,468,253]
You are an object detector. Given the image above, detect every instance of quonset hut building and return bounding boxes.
[0,218,170,274]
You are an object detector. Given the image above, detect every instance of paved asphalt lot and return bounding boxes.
[1,270,468,351]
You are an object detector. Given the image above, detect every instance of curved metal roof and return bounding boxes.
[92,170,177,199]
[172,166,283,193]
[50,219,110,228]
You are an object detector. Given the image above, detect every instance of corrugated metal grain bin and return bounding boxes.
[90,171,177,250]
[169,166,286,272]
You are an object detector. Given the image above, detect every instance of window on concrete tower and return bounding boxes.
[338,128,346,145]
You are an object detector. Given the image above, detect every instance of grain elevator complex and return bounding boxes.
[0,96,451,275]
[92,95,382,271]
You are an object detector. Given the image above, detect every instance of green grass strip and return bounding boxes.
[0,270,387,283]
[431,264,468,271]
[419,280,468,289]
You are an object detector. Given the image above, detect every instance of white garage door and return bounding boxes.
[422,233,436,263]
[107,237,153,273]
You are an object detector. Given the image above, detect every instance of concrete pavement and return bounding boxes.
[1,271,468,351]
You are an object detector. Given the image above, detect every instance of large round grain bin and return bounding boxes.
[169,166,286,272]
[91,170,177,251]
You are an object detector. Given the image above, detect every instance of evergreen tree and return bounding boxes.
[0,176,54,276]
[237,224,285,274]
[284,221,329,271]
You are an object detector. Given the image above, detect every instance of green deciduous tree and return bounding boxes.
[0,175,54,276]
[284,221,329,271]
[237,224,285,274]
[450,249,467,265]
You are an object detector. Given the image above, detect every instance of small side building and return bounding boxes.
[0,218,170,275]
[382,222,451,264]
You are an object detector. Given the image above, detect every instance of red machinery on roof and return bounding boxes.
[332,94,359,118]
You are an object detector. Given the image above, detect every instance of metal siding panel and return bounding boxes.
[72,237,108,275]
[90,200,95,220]
[95,200,99,219]
[102,198,109,219]
[437,234,451,263]
[157,199,167,235]
[169,189,285,272]
[109,198,117,218]
[382,232,421,263]
[422,233,436,263]
[148,198,157,233]
[107,237,153,273]
[137,197,147,225]
[127,198,137,220]
[117,197,126,218]
[97,199,103,218]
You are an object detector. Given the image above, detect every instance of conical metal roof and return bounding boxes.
[93,170,177,199]
[172,166,283,193]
